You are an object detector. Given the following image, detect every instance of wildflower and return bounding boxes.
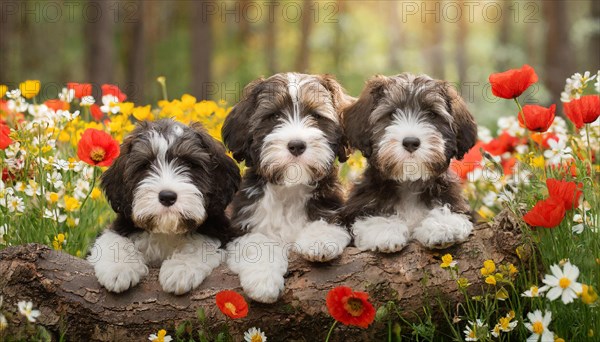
[7,194,25,213]
[495,287,509,300]
[215,290,248,319]
[440,254,457,268]
[579,284,598,304]
[52,233,67,250]
[457,277,471,289]
[90,187,103,200]
[133,105,153,121]
[77,128,120,167]
[523,197,566,228]
[45,99,70,112]
[90,104,103,121]
[450,142,484,179]
[326,286,376,328]
[543,137,573,165]
[464,319,487,341]
[491,312,518,337]
[0,124,12,149]
[489,64,538,99]
[546,178,583,210]
[148,329,172,342]
[17,301,41,322]
[44,209,67,223]
[485,275,497,285]
[100,95,121,114]
[539,262,582,304]
[67,83,93,99]
[47,171,64,189]
[101,84,127,102]
[563,95,600,129]
[0,224,7,245]
[480,260,496,276]
[244,327,267,342]
[19,80,40,99]
[524,310,553,342]
[517,104,556,132]
[483,131,521,156]
[522,285,542,298]
[63,195,80,212]
[0,84,6,97]
[561,71,596,102]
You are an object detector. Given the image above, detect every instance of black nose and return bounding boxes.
[287,140,307,156]
[402,137,421,153]
[158,190,177,207]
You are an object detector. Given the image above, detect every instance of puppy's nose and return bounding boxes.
[158,190,178,207]
[402,137,421,153]
[287,140,307,156]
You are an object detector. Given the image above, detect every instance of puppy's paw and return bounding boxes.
[240,271,285,304]
[296,221,351,262]
[159,259,208,295]
[413,207,473,249]
[352,216,410,253]
[95,261,148,293]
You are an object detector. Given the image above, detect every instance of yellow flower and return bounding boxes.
[555,338,565,342]
[477,206,494,220]
[47,192,60,204]
[119,102,135,116]
[66,217,78,228]
[19,80,41,99]
[132,105,153,121]
[181,94,197,109]
[481,259,496,276]
[52,233,66,250]
[457,277,471,289]
[579,284,598,304]
[0,84,7,97]
[64,195,80,212]
[149,329,172,342]
[440,254,456,268]
[531,155,545,169]
[90,187,103,200]
[508,263,518,276]
[495,287,509,300]
[485,275,497,285]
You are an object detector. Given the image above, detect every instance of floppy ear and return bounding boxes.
[342,75,389,158]
[318,74,355,162]
[443,83,478,160]
[191,122,241,216]
[222,78,264,166]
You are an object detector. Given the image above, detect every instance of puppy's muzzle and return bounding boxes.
[158,190,178,207]
[402,137,421,153]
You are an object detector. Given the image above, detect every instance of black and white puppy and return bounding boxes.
[223,72,353,303]
[342,73,477,252]
[88,119,240,294]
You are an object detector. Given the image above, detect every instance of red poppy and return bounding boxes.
[326,286,375,328]
[215,290,248,319]
[451,142,484,179]
[67,83,93,99]
[0,123,12,149]
[546,178,583,211]
[77,128,120,167]
[45,99,70,112]
[518,104,556,132]
[523,197,566,228]
[101,84,127,102]
[563,95,600,129]
[90,104,103,121]
[489,64,538,99]
[502,157,518,176]
[483,132,521,156]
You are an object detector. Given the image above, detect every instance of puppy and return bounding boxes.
[222,72,353,303]
[342,73,477,252]
[88,119,240,294]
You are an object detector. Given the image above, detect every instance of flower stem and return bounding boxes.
[585,125,595,176]
[514,98,525,127]
[157,77,168,102]
[79,167,98,213]
[325,320,338,342]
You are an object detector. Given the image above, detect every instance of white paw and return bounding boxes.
[240,270,285,304]
[352,216,409,253]
[95,261,148,293]
[412,206,473,249]
[159,259,209,295]
[295,221,351,262]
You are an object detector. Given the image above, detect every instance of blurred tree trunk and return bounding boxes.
[124,0,146,103]
[332,0,345,74]
[497,0,511,71]
[423,10,445,79]
[590,0,600,71]
[86,0,115,90]
[387,1,402,71]
[265,9,277,74]
[295,0,312,72]
[456,0,469,83]
[542,0,574,103]
[0,0,11,82]
[191,1,212,100]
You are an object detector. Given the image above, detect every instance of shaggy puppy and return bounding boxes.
[88,119,240,294]
[342,73,477,252]
[223,72,353,303]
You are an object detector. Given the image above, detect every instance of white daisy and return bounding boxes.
[148,329,172,342]
[524,310,553,342]
[539,262,583,304]
[521,285,544,298]
[244,327,267,342]
[58,87,75,103]
[59,109,80,122]
[47,171,64,190]
[543,137,572,166]
[6,195,25,213]
[100,95,121,114]
[464,319,487,341]
[53,159,70,171]
[81,96,95,106]
[17,301,41,322]
[43,208,67,223]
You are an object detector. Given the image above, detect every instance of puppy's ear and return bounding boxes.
[342,75,389,158]
[191,122,241,216]
[222,78,264,166]
[443,83,478,160]
[318,74,354,163]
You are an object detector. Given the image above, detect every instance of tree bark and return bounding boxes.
[0,212,522,341]
[86,0,115,93]
[123,0,146,104]
[191,1,213,100]
[295,0,313,72]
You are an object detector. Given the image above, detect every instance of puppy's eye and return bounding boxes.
[272,113,281,121]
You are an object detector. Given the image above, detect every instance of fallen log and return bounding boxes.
[0,211,522,341]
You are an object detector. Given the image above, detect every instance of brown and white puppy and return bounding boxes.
[342,73,477,252]
[88,119,240,294]
[223,72,353,303]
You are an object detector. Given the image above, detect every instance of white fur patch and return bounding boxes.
[294,219,351,262]
[412,205,473,249]
[352,216,410,253]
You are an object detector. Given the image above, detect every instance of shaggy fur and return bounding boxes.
[223,72,353,303]
[342,73,477,252]
[88,119,240,294]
